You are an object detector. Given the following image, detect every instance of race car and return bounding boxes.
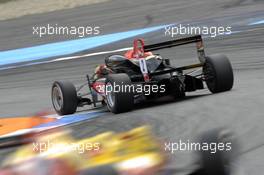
[51,35,234,115]
[0,126,237,175]
[0,126,166,175]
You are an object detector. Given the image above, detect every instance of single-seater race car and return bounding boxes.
[51,35,234,115]
[0,126,237,175]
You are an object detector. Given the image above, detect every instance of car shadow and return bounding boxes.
[78,92,212,114]
[133,93,211,111]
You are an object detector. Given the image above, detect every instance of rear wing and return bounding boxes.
[144,35,206,63]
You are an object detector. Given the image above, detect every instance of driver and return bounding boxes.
[94,39,158,79]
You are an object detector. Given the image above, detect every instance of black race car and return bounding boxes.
[51,35,234,115]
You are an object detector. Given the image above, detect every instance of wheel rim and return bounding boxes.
[52,85,64,111]
[106,83,115,108]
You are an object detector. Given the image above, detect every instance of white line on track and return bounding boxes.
[52,47,132,62]
[0,47,132,71]
[0,25,262,71]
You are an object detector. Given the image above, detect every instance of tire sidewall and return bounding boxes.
[52,81,78,115]
[105,74,134,113]
[204,54,234,93]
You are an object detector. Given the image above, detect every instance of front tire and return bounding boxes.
[105,74,134,114]
[203,54,234,93]
[51,81,78,115]
[199,129,235,175]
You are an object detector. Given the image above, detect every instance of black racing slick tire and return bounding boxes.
[203,54,234,93]
[199,129,235,175]
[105,73,134,114]
[80,165,119,175]
[51,81,78,115]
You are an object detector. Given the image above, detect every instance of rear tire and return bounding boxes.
[105,74,134,114]
[51,81,78,115]
[203,54,234,93]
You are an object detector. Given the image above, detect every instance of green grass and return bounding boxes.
[0,0,17,4]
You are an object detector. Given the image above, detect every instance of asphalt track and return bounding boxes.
[0,0,264,174]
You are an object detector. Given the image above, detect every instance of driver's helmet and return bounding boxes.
[124,38,153,59]
[105,55,127,67]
